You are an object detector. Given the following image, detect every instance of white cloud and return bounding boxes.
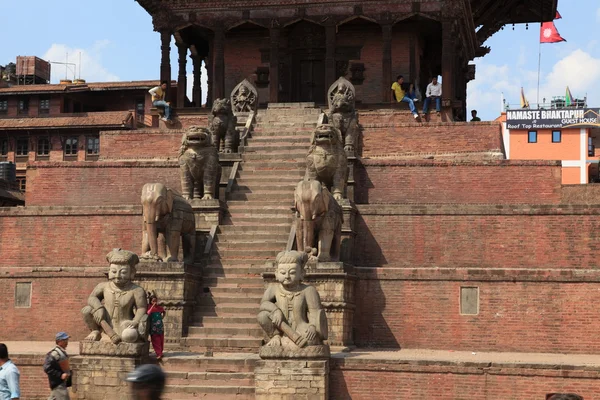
[468,49,600,119]
[43,41,119,83]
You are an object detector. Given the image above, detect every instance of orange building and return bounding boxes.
[500,108,600,184]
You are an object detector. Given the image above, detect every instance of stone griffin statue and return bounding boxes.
[209,98,238,153]
[258,250,329,358]
[324,77,359,154]
[230,79,258,114]
[82,249,148,344]
[305,124,348,200]
[178,126,220,200]
[294,180,343,262]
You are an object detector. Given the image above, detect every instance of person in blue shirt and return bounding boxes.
[0,343,20,400]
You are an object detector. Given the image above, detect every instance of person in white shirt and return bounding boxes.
[149,81,172,122]
[0,344,20,400]
[422,76,442,116]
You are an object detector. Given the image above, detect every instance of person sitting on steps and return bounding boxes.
[391,75,419,119]
[422,76,442,117]
[149,81,172,123]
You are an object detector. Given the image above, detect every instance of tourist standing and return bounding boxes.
[126,364,165,400]
[470,109,481,122]
[147,293,166,360]
[391,75,419,119]
[0,344,20,400]
[43,332,72,400]
[149,81,172,122]
[422,76,442,116]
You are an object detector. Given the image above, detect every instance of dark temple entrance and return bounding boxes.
[287,21,326,104]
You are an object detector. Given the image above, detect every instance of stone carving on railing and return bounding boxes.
[305,124,348,200]
[324,76,359,154]
[209,98,239,153]
[178,126,220,201]
[258,250,330,359]
[140,183,196,264]
[82,249,148,345]
[294,180,343,263]
[230,78,258,114]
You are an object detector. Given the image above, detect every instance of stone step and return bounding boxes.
[229,186,295,194]
[265,102,319,109]
[241,153,306,162]
[203,276,266,288]
[188,325,264,337]
[237,169,304,178]
[202,268,266,278]
[251,128,315,136]
[161,353,258,372]
[198,293,262,304]
[239,160,305,169]
[226,211,292,220]
[195,302,260,314]
[227,192,296,202]
[218,224,291,234]
[211,248,281,258]
[183,336,263,351]
[255,116,318,123]
[215,234,288,243]
[226,201,293,210]
[249,135,312,143]
[206,287,265,296]
[221,218,292,227]
[161,383,254,400]
[192,311,258,322]
[233,175,302,183]
[244,145,309,153]
[166,371,254,386]
[213,241,287,251]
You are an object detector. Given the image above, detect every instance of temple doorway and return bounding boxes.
[286,20,326,104]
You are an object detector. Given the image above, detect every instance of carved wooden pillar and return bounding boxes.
[381,23,392,103]
[441,21,455,106]
[325,23,336,93]
[212,27,225,101]
[269,27,280,104]
[160,30,172,98]
[177,43,188,108]
[206,49,213,108]
[191,55,202,107]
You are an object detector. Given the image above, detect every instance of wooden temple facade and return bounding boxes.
[137,0,557,117]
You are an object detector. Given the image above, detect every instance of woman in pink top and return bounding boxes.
[147,293,166,360]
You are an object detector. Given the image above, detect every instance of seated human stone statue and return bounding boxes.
[82,249,148,344]
[258,251,328,353]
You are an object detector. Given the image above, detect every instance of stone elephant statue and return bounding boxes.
[140,183,196,264]
[294,180,343,262]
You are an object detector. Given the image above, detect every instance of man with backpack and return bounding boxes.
[43,332,72,400]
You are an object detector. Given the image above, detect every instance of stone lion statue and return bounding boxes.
[305,124,348,200]
[328,87,359,154]
[178,126,221,200]
[209,98,238,153]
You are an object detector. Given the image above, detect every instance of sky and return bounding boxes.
[1,0,598,121]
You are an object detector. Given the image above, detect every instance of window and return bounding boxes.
[136,99,145,114]
[16,138,28,156]
[460,287,479,315]
[17,177,26,191]
[64,137,78,157]
[87,136,100,160]
[0,139,7,157]
[0,99,7,114]
[528,130,538,143]
[37,137,50,157]
[39,97,50,114]
[17,98,29,114]
[15,282,32,308]
[552,130,561,143]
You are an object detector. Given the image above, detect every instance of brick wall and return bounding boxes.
[355,160,562,204]
[562,183,600,204]
[9,354,52,399]
[358,119,503,157]
[331,361,600,400]
[353,274,600,353]
[0,273,103,341]
[354,205,600,269]
[100,130,183,160]
[25,161,179,206]
[0,207,141,267]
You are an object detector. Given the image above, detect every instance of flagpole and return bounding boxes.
[537,30,542,108]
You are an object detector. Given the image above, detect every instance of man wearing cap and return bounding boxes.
[126,364,165,400]
[43,333,71,400]
[0,343,20,400]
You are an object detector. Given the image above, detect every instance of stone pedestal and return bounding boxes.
[255,360,329,400]
[338,198,357,263]
[263,262,356,347]
[191,198,224,231]
[135,261,202,347]
[73,342,149,400]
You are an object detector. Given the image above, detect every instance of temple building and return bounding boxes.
[137,0,557,118]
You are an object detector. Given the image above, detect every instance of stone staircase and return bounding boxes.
[161,104,320,399]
